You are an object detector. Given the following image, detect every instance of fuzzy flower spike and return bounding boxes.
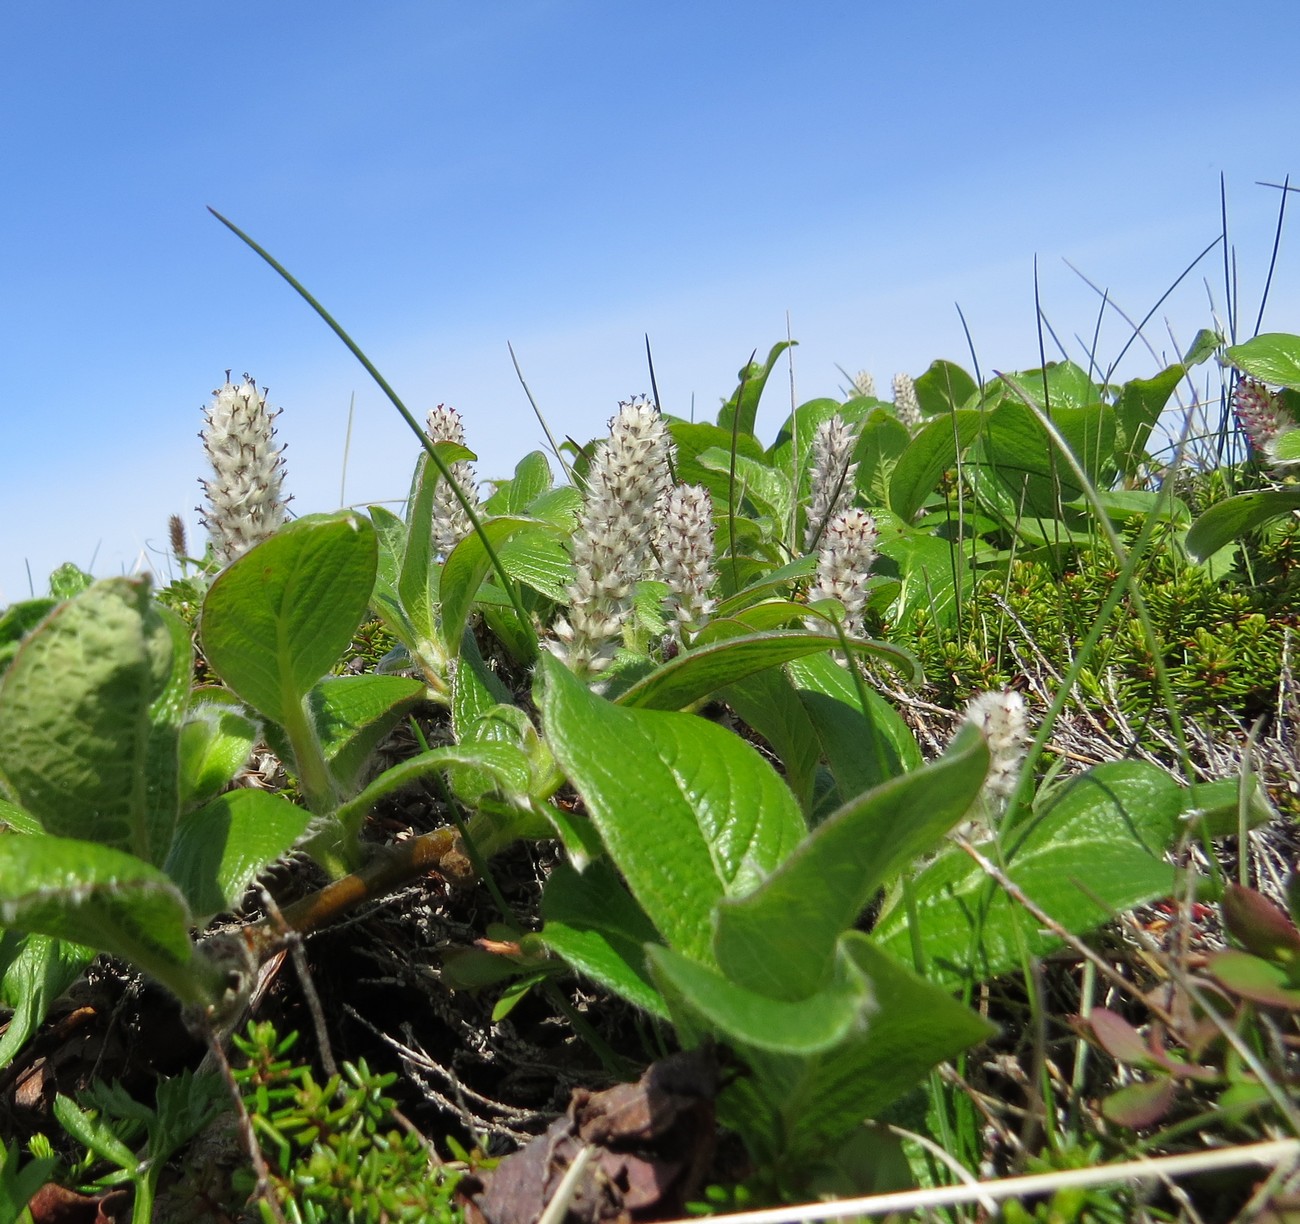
[657,483,717,637]
[549,395,675,677]
[961,689,1030,830]
[199,374,289,567]
[425,403,481,557]
[805,506,878,638]
[805,413,861,552]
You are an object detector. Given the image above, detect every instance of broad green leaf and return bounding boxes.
[1064,489,1190,526]
[539,654,805,964]
[398,453,440,642]
[307,674,426,794]
[717,340,794,436]
[200,512,377,726]
[496,529,573,602]
[492,450,554,512]
[0,835,207,1006]
[450,632,513,741]
[1226,333,1300,389]
[854,413,913,507]
[710,935,995,1170]
[912,360,978,416]
[440,516,555,662]
[616,630,920,711]
[539,860,668,1018]
[1115,362,1191,477]
[712,726,988,999]
[0,933,93,1071]
[888,410,984,522]
[1272,429,1300,464]
[178,699,259,812]
[0,597,56,677]
[874,761,1182,988]
[164,789,313,922]
[720,670,822,814]
[787,651,923,802]
[668,421,766,497]
[1185,490,1300,561]
[648,940,873,1055]
[696,449,793,538]
[876,528,966,628]
[712,555,817,617]
[0,576,181,864]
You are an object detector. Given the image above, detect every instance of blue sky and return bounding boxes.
[2,1,1298,604]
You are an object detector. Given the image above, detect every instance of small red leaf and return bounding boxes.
[1102,1076,1177,1129]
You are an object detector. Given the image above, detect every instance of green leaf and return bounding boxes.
[912,360,978,416]
[0,799,41,835]
[178,698,259,812]
[398,453,441,643]
[440,516,555,662]
[0,835,209,1006]
[712,726,988,999]
[164,789,313,922]
[0,933,93,1071]
[888,410,984,522]
[1185,490,1300,561]
[0,597,57,677]
[787,651,922,802]
[720,670,822,814]
[0,576,182,864]
[539,860,669,1018]
[1207,949,1300,1009]
[496,529,573,603]
[0,1138,56,1224]
[495,450,554,512]
[696,449,793,538]
[200,512,378,726]
[874,762,1181,988]
[539,654,805,964]
[732,937,994,1166]
[53,1093,138,1170]
[615,630,919,711]
[307,674,426,794]
[1115,362,1191,477]
[1226,332,1300,389]
[717,341,793,436]
[649,940,873,1055]
[1271,429,1300,464]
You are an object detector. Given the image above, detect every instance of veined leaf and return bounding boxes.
[200,512,377,727]
[615,630,920,711]
[540,654,805,964]
[0,835,208,1006]
[1226,333,1300,389]
[164,789,313,922]
[712,725,988,999]
[0,576,181,864]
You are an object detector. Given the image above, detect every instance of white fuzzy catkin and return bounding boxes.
[425,404,480,557]
[892,372,922,433]
[964,689,1029,807]
[851,370,876,398]
[805,414,861,552]
[549,395,676,675]
[806,507,878,637]
[657,483,717,634]
[199,375,289,566]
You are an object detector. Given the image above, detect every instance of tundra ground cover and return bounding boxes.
[1,210,1299,1222]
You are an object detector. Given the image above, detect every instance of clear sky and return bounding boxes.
[2,1,1298,604]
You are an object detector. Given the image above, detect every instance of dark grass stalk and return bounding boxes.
[1251,174,1291,336]
[507,341,572,485]
[207,207,536,652]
